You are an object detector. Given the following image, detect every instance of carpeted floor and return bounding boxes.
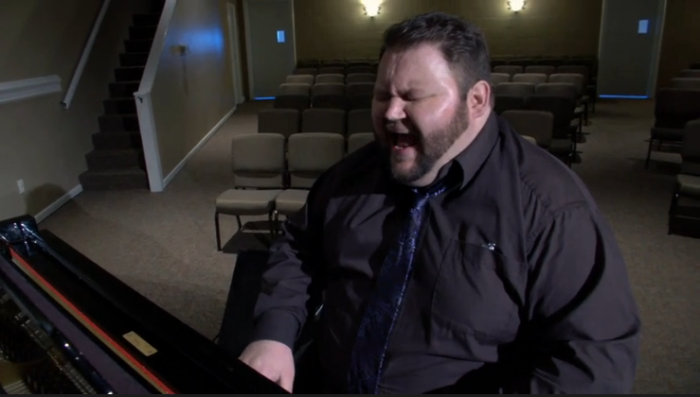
[40,99,700,393]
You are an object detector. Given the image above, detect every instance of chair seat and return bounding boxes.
[521,135,537,145]
[651,127,685,141]
[216,189,283,215]
[275,189,309,214]
[574,106,584,115]
[678,174,700,197]
[549,139,572,154]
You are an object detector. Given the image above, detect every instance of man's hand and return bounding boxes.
[239,340,295,392]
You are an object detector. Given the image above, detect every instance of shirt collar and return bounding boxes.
[447,111,501,190]
[383,110,501,194]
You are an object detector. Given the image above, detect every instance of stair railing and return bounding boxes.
[61,0,112,109]
[133,0,178,192]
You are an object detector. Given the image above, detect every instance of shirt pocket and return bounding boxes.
[430,239,521,346]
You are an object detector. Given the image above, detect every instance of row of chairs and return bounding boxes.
[670,70,700,90]
[492,72,585,90]
[287,73,376,85]
[214,132,374,250]
[646,88,700,169]
[677,70,700,78]
[274,82,374,111]
[671,77,700,90]
[490,56,597,73]
[494,64,591,80]
[294,65,377,76]
[296,55,596,70]
[493,82,584,127]
[496,93,581,164]
[669,120,700,235]
[258,108,373,138]
[296,59,377,68]
[501,109,572,158]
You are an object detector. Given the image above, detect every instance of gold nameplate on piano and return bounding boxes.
[123,331,158,357]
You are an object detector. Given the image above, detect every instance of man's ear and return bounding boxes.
[468,80,492,119]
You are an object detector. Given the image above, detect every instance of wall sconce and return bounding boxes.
[507,0,526,12]
[362,0,382,17]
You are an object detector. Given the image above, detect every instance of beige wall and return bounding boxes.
[656,0,700,90]
[150,0,237,178]
[293,0,603,61]
[0,0,152,221]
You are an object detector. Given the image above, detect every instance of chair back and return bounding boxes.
[231,133,286,188]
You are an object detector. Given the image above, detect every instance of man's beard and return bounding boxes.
[387,107,470,185]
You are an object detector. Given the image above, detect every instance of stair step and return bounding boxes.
[98,114,140,132]
[103,97,137,115]
[109,81,140,98]
[129,25,158,40]
[120,52,149,67]
[124,39,153,53]
[80,168,149,191]
[150,0,166,13]
[133,13,161,27]
[85,149,145,171]
[115,66,144,82]
[92,131,142,151]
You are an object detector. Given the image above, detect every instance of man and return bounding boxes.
[239,12,641,394]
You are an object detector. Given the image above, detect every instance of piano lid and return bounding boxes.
[0,215,288,394]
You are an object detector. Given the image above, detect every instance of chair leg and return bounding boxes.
[273,210,280,236]
[668,188,681,235]
[269,210,277,240]
[215,211,222,251]
[645,138,654,170]
[235,215,243,230]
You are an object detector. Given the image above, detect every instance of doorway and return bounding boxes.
[596,0,668,99]
[243,0,297,100]
[227,2,245,105]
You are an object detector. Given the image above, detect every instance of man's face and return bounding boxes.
[372,43,470,186]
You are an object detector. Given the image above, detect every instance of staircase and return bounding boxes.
[79,1,165,190]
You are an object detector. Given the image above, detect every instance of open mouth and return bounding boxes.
[391,133,418,150]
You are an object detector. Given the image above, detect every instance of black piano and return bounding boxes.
[0,215,288,394]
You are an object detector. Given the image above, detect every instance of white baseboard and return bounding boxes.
[35,184,84,224]
[0,75,62,105]
[162,106,237,187]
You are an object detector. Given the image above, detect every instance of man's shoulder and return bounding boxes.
[498,122,596,216]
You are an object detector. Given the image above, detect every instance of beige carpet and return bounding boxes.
[40,100,700,393]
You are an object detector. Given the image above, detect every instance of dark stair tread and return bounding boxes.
[86,148,143,157]
[133,14,161,27]
[92,130,142,149]
[81,168,146,176]
[100,113,138,118]
[119,52,150,67]
[129,25,158,39]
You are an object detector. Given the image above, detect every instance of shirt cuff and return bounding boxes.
[251,310,301,350]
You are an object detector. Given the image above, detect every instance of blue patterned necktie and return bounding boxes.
[346,177,452,394]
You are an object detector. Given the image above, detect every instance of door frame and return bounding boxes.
[243,0,297,100]
[227,1,245,104]
[647,0,668,97]
[596,0,668,99]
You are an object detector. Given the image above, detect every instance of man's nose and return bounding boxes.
[384,97,406,121]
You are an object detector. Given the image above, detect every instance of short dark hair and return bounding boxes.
[379,12,491,96]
